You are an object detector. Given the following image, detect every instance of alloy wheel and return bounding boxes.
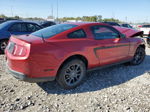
[132,47,145,65]
[64,64,83,86]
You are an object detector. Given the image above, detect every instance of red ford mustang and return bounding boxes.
[5,22,146,89]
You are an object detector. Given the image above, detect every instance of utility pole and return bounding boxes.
[56,0,58,23]
[11,6,13,17]
[112,12,115,19]
[145,16,148,23]
[125,16,128,23]
[10,0,15,17]
[51,4,53,19]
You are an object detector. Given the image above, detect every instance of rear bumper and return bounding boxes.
[7,66,55,83]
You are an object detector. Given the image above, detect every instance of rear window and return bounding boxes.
[31,24,78,38]
[68,29,86,38]
[0,21,10,29]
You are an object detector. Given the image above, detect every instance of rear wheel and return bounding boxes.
[0,40,8,54]
[56,59,86,89]
[130,47,145,65]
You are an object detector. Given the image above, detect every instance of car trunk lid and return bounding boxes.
[11,34,45,44]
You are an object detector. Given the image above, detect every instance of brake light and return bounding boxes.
[13,44,27,56]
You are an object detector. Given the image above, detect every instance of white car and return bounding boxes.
[140,25,150,36]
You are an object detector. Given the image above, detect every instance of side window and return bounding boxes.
[34,25,41,30]
[9,23,22,32]
[9,23,27,32]
[26,23,40,32]
[21,23,28,32]
[68,29,86,38]
[91,26,119,40]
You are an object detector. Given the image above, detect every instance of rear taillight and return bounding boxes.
[13,44,27,56]
[7,42,15,54]
[7,41,30,58]
[6,36,31,59]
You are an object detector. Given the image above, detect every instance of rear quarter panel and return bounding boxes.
[29,38,100,77]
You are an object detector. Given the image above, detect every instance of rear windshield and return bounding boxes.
[0,21,10,30]
[31,24,78,38]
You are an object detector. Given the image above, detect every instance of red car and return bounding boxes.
[5,23,145,89]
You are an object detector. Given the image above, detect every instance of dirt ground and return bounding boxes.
[0,47,150,112]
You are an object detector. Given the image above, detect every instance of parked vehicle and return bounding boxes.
[5,22,145,89]
[147,37,150,48]
[0,20,42,53]
[0,18,5,24]
[103,22,121,26]
[139,24,150,36]
[121,24,133,29]
[40,21,56,28]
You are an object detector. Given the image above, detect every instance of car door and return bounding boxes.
[91,25,130,65]
[8,23,28,35]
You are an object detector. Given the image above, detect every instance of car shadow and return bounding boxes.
[38,55,150,94]
[0,52,3,55]
[0,50,5,55]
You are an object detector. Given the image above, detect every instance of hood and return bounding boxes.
[11,34,44,44]
[113,26,143,37]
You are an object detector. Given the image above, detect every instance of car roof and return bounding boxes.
[0,20,41,30]
[5,20,38,24]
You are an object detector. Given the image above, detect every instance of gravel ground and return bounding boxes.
[0,48,150,112]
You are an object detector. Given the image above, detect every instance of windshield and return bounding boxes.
[32,24,78,38]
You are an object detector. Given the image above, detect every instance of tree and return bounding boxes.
[47,15,54,19]
[14,15,20,19]
[103,18,121,23]
[97,15,102,22]
[0,14,6,18]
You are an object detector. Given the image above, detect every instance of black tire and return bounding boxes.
[56,59,86,89]
[130,47,145,65]
[0,40,8,54]
[147,38,150,48]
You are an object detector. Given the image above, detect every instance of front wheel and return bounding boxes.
[130,47,145,65]
[56,59,86,89]
[0,40,8,54]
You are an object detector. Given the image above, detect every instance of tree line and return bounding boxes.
[0,14,44,21]
[0,14,122,23]
[58,15,121,23]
